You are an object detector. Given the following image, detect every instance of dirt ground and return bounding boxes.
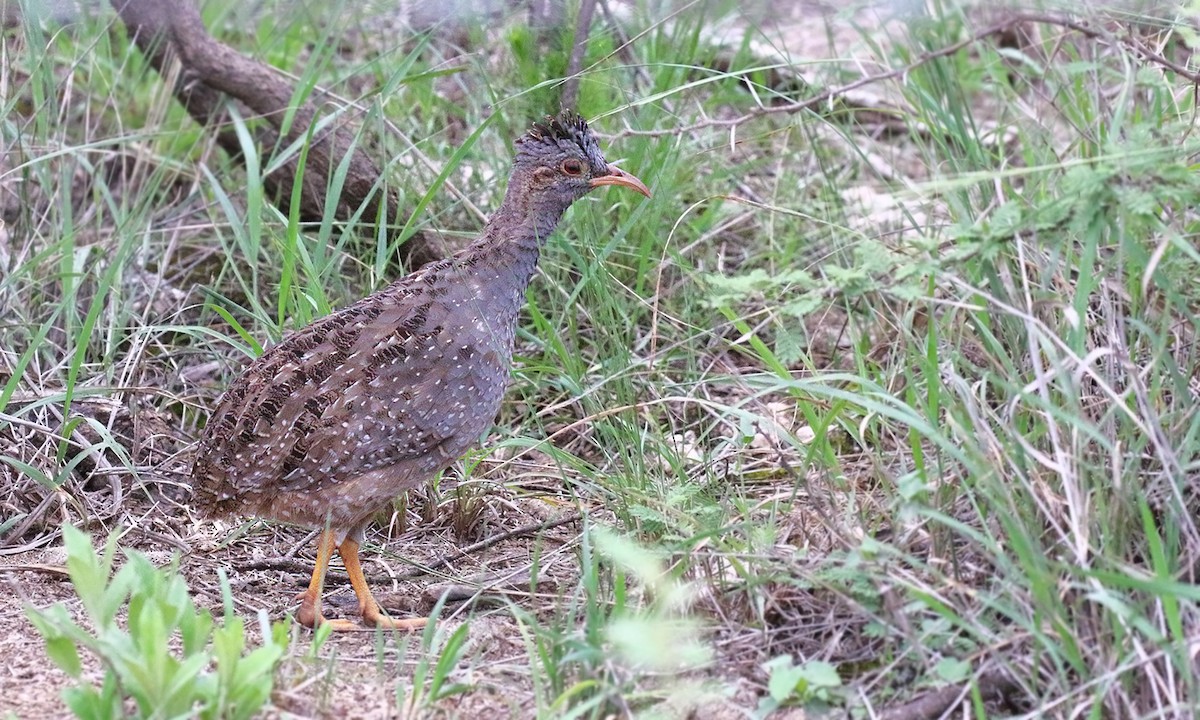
[3,487,597,718]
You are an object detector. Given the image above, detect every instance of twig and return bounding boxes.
[108,0,440,266]
[0,563,70,578]
[408,511,581,577]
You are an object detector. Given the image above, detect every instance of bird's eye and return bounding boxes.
[561,159,584,176]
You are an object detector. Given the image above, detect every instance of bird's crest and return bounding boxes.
[525,111,590,143]
[517,110,605,172]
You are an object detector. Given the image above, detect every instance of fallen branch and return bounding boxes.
[879,671,1022,720]
[110,0,442,267]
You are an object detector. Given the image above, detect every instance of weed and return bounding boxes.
[26,526,289,720]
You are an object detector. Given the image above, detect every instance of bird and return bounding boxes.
[191,111,651,631]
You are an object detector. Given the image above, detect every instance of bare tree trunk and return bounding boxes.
[110,0,442,268]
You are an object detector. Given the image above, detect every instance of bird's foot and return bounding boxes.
[314,616,371,632]
[294,589,359,631]
[295,590,425,632]
[295,602,374,632]
[361,602,427,631]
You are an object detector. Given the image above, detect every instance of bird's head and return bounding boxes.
[513,111,651,210]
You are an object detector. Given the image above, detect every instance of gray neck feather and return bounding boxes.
[456,172,575,315]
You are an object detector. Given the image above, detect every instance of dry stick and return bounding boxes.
[394,511,583,579]
[0,563,71,577]
[108,0,439,267]
[615,12,1200,138]
[237,512,582,583]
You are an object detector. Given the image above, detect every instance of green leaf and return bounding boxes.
[61,526,107,622]
[627,503,667,530]
[209,304,263,357]
[780,291,825,318]
[797,660,842,692]
[606,616,710,670]
[428,623,471,701]
[934,657,971,683]
[702,268,813,306]
[763,655,805,702]
[63,684,117,720]
[45,635,83,677]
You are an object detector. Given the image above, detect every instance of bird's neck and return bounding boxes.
[487,181,571,251]
[444,188,569,318]
[464,179,571,273]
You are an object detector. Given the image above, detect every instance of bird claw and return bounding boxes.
[295,593,426,632]
[361,609,428,632]
[315,617,372,632]
[294,604,373,632]
[302,614,427,633]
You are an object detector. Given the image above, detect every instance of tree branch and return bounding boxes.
[110,0,443,268]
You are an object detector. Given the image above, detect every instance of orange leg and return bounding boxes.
[295,529,360,631]
[339,538,427,631]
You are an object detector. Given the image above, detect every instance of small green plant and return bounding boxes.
[395,597,472,714]
[26,525,289,720]
[755,655,843,717]
[513,525,712,717]
[593,528,710,673]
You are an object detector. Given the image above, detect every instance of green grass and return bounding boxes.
[3,0,1199,717]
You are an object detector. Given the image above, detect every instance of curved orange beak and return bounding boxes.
[590,163,651,198]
